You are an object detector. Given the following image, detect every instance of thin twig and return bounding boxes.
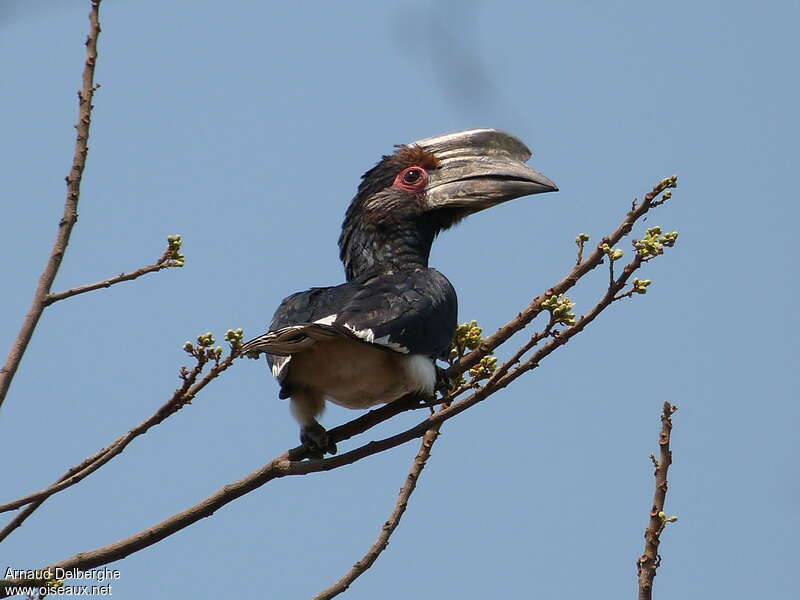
[491,321,556,383]
[0,221,662,591]
[613,290,636,302]
[1,178,672,523]
[0,355,233,541]
[0,0,103,410]
[0,362,532,590]
[637,401,678,600]
[0,177,676,595]
[0,363,425,519]
[44,252,179,306]
[0,448,113,543]
[575,234,588,265]
[608,257,615,288]
[310,424,442,600]
[450,178,672,378]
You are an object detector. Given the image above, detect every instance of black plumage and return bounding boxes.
[241,129,557,455]
[268,267,458,381]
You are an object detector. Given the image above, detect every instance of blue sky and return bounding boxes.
[1,1,797,598]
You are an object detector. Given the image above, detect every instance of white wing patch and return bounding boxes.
[313,314,337,326]
[316,316,409,353]
[343,323,375,344]
[271,355,291,381]
[314,315,377,347]
[373,334,410,353]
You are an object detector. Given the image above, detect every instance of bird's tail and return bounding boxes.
[239,324,348,357]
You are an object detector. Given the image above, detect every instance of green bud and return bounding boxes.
[636,225,673,257]
[196,332,215,347]
[657,511,679,523]
[660,231,679,248]
[601,243,623,261]
[542,294,577,326]
[657,175,678,192]
[224,328,244,345]
[646,226,662,237]
[633,278,652,294]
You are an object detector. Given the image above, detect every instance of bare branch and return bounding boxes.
[3,177,674,522]
[311,424,442,600]
[43,238,184,306]
[0,223,663,590]
[0,354,233,540]
[44,265,165,305]
[0,0,103,410]
[637,401,678,600]
[490,321,556,383]
[0,177,678,595]
[450,177,676,378]
[0,413,447,593]
[0,445,113,543]
[303,220,666,460]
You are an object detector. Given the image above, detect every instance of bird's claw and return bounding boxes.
[300,422,337,458]
[434,365,457,394]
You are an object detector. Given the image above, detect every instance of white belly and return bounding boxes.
[283,338,436,409]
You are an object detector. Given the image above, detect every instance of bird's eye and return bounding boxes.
[393,166,428,192]
[403,169,422,184]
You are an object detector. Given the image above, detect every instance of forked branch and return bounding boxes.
[311,424,442,600]
[43,235,185,306]
[0,350,235,542]
[0,0,103,410]
[0,177,679,597]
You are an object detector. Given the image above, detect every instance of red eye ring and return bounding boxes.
[393,166,428,192]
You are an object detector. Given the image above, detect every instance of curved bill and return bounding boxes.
[413,128,558,213]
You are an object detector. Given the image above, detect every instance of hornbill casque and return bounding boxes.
[240,129,557,456]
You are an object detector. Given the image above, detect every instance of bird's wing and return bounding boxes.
[329,268,457,357]
[240,268,457,382]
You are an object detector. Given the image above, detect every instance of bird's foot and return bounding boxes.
[300,422,338,458]
[434,365,458,394]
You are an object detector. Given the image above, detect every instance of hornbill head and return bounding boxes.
[339,128,558,281]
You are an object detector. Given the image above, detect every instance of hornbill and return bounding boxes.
[241,129,557,456]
